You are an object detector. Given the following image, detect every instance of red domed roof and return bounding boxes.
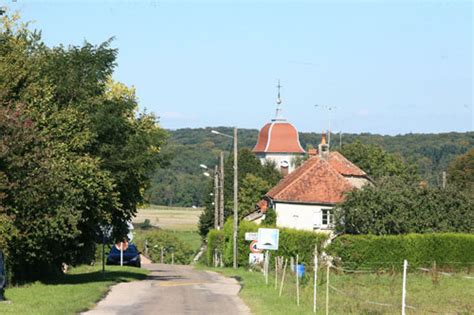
[252,121,305,154]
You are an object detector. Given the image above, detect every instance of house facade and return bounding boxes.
[247,135,371,232]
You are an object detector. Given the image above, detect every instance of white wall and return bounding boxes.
[257,153,302,174]
[275,202,334,232]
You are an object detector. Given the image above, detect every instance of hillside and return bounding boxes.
[145,128,473,207]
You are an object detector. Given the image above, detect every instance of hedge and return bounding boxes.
[207,229,224,266]
[220,219,329,268]
[328,233,474,270]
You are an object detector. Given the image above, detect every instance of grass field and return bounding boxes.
[133,205,203,231]
[0,265,148,315]
[203,266,474,315]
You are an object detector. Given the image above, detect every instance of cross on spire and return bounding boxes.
[273,79,285,121]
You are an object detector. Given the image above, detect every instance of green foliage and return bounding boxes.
[339,140,418,180]
[198,148,281,237]
[206,229,224,266]
[448,147,474,195]
[328,233,474,270]
[0,13,167,281]
[262,207,276,226]
[239,174,272,219]
[148,129,473,208]
[334,176,474,235]
[134,229,194,265]
[221,220,328,268]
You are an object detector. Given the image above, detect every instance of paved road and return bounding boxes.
[84,264,251,315]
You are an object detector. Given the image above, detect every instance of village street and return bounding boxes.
[84,264,251,315]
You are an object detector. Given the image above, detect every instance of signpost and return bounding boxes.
[245,232,258,241]
[249,240,262,253]
[257,228,279,250]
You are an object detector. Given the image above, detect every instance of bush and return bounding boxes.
[222,219,329,268]
[328,233,474,270]
[206,229,224,266]
[134,230,194,264]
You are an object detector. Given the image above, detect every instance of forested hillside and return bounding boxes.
[145,128,473,207]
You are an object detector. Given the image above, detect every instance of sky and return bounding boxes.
[2,0,473,135]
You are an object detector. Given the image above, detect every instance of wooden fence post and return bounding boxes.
[296,254,300,306]
[279,258,288,297]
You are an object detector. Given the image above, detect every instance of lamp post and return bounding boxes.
[200,164,220,230]
[211,128,238,269]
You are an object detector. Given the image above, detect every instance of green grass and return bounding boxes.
[0,265,148,315]
[133,205,203,231]
[202,266,474,315]
[167,230,202,253]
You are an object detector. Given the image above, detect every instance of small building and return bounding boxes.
[252,81,305,175]
[246,135,372,232]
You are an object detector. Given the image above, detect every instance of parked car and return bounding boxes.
[107,243,141,267]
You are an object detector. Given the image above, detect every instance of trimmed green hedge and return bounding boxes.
[207,229,224,266]
[220,219,329,268]
[328,233,474,270]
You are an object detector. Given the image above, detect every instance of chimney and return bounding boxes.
[318,132,330,160]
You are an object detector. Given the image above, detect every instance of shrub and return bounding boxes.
[222,219,329,268]
[134,230,194,264]
[206,229,224,266]
[328,233,474,271]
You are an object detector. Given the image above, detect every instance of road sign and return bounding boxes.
[245,232,258,241]
[249,253,264,266]
[249,240,262,253]
[257,228,279,250]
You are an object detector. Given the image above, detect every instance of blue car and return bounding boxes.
[107,243,141,267]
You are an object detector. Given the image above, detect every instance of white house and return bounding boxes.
[246,135,372,232]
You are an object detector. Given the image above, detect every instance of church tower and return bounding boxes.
[252,81,306,175]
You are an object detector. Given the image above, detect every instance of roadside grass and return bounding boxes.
[133,205,203,231]
[202,266,474,315]
[0,265,148,315]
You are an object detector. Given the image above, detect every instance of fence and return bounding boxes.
[252,249,474,314]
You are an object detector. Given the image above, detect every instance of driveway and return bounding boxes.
[83,263,251,315]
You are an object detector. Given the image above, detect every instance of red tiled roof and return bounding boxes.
[265,152,369,205]
[252,122,305,154]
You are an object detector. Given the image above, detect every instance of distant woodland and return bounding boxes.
[145,128,473,207]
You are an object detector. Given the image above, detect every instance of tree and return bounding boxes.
[339,141,418,180]
[448,148,474,194]
[238,174,271,219]
[334,176,474,235]
[0,13,167,280]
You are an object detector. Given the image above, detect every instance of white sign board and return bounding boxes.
[257,228,279,250]
[245,232,258,241]
[249,253,264,266]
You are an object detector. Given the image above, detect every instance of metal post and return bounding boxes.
[160,246,164,264]
[233,127,238,269]
[326,264,329,315]
[102,234,105,274]
[296,254,300,306]
[214,166,219,229]
[402,259,408,315]
[442,171,447,189]
[313,246,318,313]
[120,242,123,267]
[219,151,225,229]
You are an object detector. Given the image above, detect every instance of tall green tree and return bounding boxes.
[334,177,474,235]
[448,148,474,194]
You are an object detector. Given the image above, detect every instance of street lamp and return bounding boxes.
[211,128,238,269]
[200,164,220,230]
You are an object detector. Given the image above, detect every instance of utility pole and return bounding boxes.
[219,151,225,230]
[214,165,219,229]
[233,127,238,269]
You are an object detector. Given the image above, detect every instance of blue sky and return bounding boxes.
[3,0,473,135]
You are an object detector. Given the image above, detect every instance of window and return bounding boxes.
[322,209,333,228]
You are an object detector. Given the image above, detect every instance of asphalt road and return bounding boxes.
[84,263,251,315]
